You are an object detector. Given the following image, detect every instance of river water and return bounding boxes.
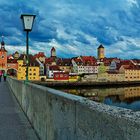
[55,85,140,111]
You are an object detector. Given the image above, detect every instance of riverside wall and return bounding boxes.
[7,77,140,140]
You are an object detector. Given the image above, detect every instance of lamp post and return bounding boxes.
[20,14,36,82]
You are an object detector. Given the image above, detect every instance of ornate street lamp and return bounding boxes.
[20,14,36,81]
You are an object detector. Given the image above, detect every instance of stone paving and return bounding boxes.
[0,80,39,140]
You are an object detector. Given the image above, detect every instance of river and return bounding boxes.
[54,85,140,111]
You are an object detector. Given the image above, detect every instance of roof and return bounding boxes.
[34,52,46,58]
[15,51,19,54]
[18,54,40,66]
[98,44,104,49]
[45,57,56,65]
[7,54,14,59]
[7,59,17,63]
[81,56,97,66]
[116,60,133,70]
[126,65,140,70]
[51,47,56,51]
[57,58,72,66]
[73,58,83,66]
[0,47,7,52]
[49,65,61,71]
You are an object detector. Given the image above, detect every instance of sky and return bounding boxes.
[0,0,140,59]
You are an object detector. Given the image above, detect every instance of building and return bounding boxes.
[0,40,7,72]
[34,52,46,63]
[51,47,56,57]
[34,52,46,76]
[72,56,98,74]
[57,58,72,73]
[13,51,20,59]
[107,71,125,81]
[7,59,18,76]
[17,54,40,81]
[53,72,69,81]
[97,44,105,59]
[46,65,62,78]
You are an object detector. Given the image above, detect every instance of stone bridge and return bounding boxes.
[2,77,140,140]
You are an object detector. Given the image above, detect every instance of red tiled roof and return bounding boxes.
[57,58,72,66]
[45,57,56,64]
[7,54,14,59]
[116,60,133,70]
[18,54,40,66]
[34,52,46,58]
[49,65,61,71]
[7,59,17,63]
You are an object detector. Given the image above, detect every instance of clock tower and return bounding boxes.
[0,37,7,72]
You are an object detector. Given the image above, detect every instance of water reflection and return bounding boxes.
[57,86,140,111]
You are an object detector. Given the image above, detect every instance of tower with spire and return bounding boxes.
[51,47,56,57]
[97,44,105,59]
[0,36,7,71]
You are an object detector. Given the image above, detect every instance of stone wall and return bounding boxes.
[7,77,140,140]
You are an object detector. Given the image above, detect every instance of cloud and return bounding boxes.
[0,0,139,59]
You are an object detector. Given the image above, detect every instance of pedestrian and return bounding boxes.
[3,72,7,82]
[0,70,2,82]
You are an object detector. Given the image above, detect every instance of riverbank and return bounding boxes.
[32,81,140,88]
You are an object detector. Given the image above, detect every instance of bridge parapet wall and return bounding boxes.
[7,77,140,140]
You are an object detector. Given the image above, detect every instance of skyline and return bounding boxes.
[0,0,140,59]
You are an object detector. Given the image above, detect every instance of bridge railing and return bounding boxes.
[7,77,140,140]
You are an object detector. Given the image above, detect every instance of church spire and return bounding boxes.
[1,35,5,47]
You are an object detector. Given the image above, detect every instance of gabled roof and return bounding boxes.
[72,58,83,66]
[49,65,61,71]
[17,54,40,66]
[81,56,97,66]
[7,54,14,59]
[34,52,46,58]
[57,58,72,66]
[45,57,56,65]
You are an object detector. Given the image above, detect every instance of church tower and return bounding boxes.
[98,44,105,59]
[51,47,56,57]
[0,36,7,71]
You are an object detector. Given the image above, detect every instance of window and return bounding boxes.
[34,69,36,71]
[1,55,4,59]
[33,73,36,76]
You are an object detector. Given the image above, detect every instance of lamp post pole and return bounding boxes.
[20,14,36,82]
[26,31,29,81]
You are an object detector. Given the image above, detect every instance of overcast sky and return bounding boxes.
[1,0,140,58]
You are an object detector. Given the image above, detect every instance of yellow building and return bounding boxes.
[107,72,125,81]
[69,74,79,82]
[119,65,140,81]
[98,44,105,59]
[17,60,26,80]
[17,54,40,81]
